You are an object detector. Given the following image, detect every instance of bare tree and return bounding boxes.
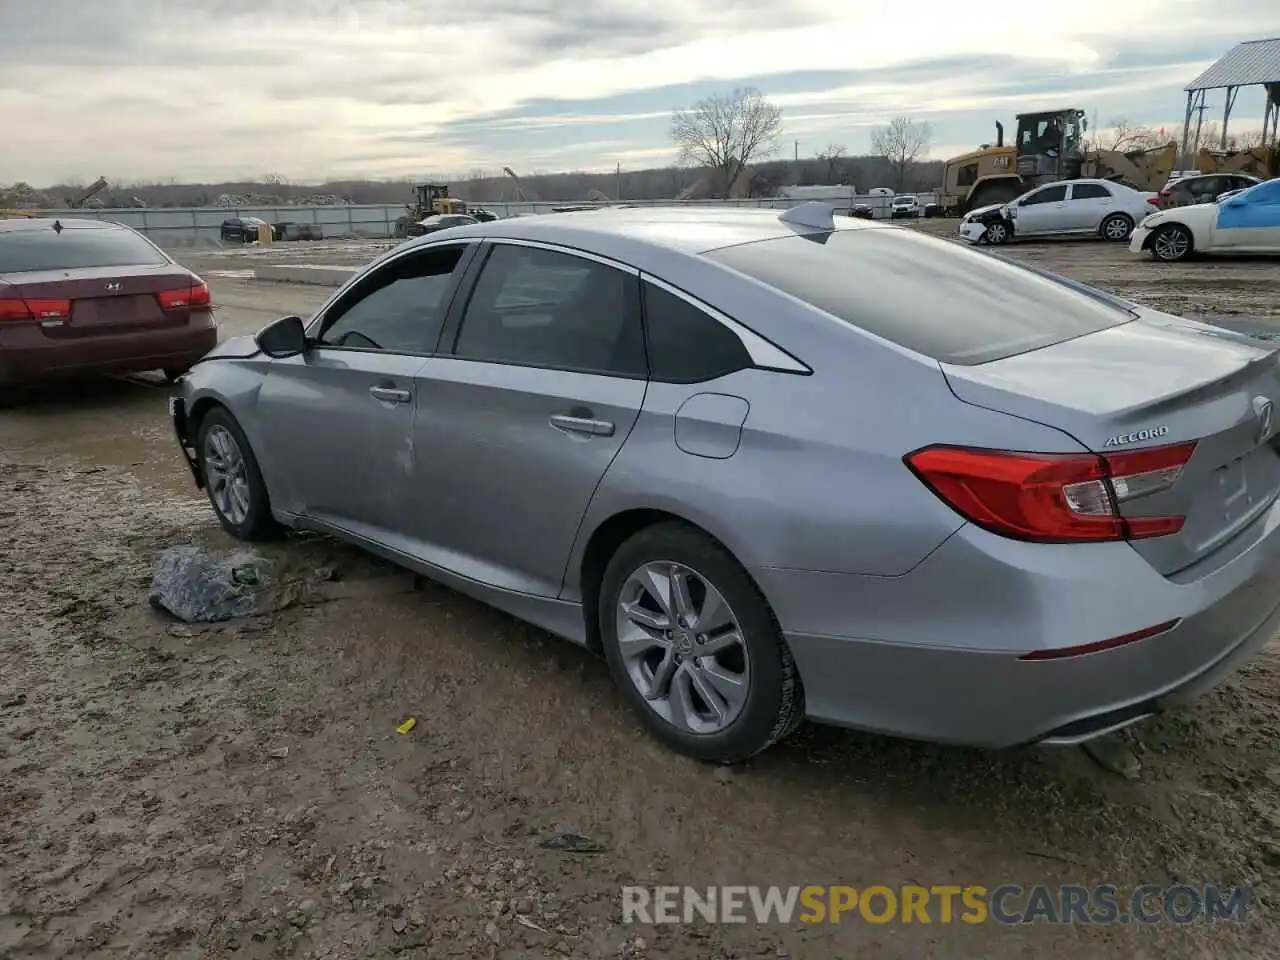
[870,116,932,191]
[261,172,289,186]
[816,144,848,184]
[670,87,782,199]
[1095,119,1162,152]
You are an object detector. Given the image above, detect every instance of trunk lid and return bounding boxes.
[942,312,1280,576]
[0,264,199,336]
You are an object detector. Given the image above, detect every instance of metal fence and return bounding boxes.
[27,192,939,250]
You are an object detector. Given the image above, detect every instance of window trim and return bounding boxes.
[640,274,811,376]
[442,238,648,380]
[1022,184,1067,206]
[303,240,478,357]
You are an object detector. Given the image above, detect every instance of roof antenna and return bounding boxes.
[778,201,835,230]
[52,220,63,234]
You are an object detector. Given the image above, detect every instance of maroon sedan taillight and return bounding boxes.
[0,297,72,322]
[156,282,212,311]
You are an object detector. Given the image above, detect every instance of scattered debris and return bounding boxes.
[540,834,606,854]
[148,546,266,623]
[1083,736,1143,780]
[396,717,417,735]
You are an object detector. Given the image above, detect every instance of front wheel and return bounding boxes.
[1151,223,1193,262]
[195,407,280,540]
[1100,213,1133,242]
[983,219,1011,245]
[598,523,804,764]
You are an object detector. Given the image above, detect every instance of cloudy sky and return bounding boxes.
[0,0,1274,185]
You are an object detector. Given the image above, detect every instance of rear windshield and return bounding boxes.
[0,226,167,274]
[705,228,1131,365]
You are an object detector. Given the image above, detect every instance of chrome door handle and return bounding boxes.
[369,385,411,404]
[549,414,615,437]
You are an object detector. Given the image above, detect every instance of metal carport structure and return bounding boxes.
[1181,37,1280,170]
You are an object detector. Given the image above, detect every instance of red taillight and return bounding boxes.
[157,282,211,310]
[0,298,72,322]
[904,441,1197,543]
[1147,196,1161,206]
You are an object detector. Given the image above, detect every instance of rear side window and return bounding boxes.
[1070,183,1111,200]
[642,282,752,383]
[0,226,167,274]
[705,229,1130,365]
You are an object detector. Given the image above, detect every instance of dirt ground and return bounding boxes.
[3,229,1280,959]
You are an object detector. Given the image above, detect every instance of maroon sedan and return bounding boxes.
[0,218,217,393]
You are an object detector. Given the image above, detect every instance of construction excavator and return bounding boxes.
[65,176,109,209]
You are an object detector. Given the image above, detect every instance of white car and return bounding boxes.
[959,178,1157,245]
[1130,177,1280,262]
[890,195,919,219]
[1008,179,1156,242]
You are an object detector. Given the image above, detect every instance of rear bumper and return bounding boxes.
[0,312,217,385]
[754,501,1280,748]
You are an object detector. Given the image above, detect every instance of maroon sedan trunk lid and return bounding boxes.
[2,264,197,335]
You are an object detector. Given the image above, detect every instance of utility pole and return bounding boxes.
[615,162,621,201]
[1192,99,1212,156]
[794,140,799,163]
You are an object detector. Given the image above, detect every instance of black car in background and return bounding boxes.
[219,217,269,243]
[1155,173,1261,210]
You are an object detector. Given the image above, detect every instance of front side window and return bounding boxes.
[452,244,645,377]
[1022,185,1067,205]
[318,245,464,354]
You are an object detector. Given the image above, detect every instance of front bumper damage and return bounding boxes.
[168,395,204,489]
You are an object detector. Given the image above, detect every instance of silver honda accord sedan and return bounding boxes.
[169,203,1280,763]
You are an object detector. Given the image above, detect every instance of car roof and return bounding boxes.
[406,205,886,264]
[0,217,122,234]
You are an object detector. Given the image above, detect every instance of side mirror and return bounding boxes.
[256,315,308,358]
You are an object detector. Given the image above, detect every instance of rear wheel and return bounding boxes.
[1151,223,1193,262]
[598,522,803,764]
[195,407,280,541]
[1100,213,1133,242]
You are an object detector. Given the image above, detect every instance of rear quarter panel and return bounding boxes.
[566,273,1093,591]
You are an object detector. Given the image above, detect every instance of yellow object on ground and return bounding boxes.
[396,717,417,735]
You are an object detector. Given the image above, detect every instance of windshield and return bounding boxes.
[0,226,168,274]
[705,228,1130,365]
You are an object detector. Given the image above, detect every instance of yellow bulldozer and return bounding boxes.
[936,109,1276,216]
[393,182,467,237]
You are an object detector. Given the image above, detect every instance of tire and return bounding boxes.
[598,522,804,764]
[1150,223,1193,262]
[964,180,1021,215]
[1100,213,1133,243]
[982,219,1011,245]
[194,406,280,541]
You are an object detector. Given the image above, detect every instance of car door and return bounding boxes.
[1213,180,1280,250]
[1012,184,1068,235]
[255,242,475,539]
[408,240,648,596]
[1063,182,1112,232]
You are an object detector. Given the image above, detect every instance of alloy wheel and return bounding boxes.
[615,561,750,734]
[1154,226,1191,261]
[203,425,252,525]
[1103,216,1131,241]
[986,221,1008,244]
